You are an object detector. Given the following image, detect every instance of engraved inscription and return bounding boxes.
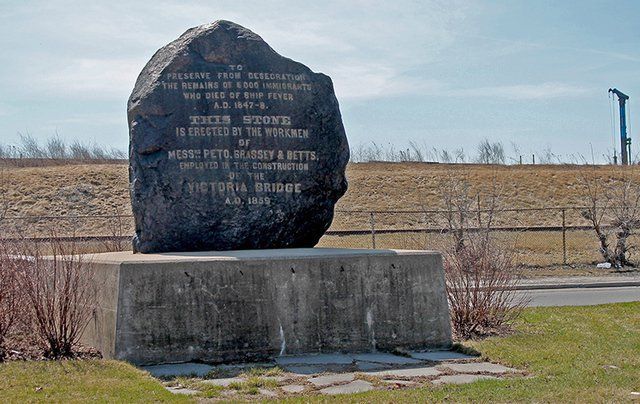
[161,65,314,206]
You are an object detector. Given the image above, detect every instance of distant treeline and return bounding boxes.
[0,134,625,166]
[0,134,126,161]
[349,139,623,165]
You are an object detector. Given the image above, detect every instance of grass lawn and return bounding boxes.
[0,360,187,403]
[0,302,638,402]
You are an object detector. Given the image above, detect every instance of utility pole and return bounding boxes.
[609,88,631,165]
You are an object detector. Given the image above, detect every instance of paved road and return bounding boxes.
[521,286,640,307]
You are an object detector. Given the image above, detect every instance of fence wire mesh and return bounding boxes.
[0,207,626,266]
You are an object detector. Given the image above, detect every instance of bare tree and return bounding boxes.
[579,167,640,267]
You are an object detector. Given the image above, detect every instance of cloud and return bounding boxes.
[0,0,475,102]
[449,83,590,100]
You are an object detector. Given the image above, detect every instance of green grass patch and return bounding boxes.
[0,360,186,403]
[281,302,640,402]
[229,376,279,395]
[1,303,639,402]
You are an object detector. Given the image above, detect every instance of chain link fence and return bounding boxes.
[0,207,623,266]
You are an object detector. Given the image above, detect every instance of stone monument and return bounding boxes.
[78,21,452,365]
[128,20,349,253]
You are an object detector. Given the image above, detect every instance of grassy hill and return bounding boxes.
[2,161,639,217]
[3,161,640,269]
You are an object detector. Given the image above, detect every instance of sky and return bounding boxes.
[0,0,639,162]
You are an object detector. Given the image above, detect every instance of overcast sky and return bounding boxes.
[1,0,639,162]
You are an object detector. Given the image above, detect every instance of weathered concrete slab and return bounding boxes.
[142,363,214,377]
[81,248,451,365]
[308,373,355,387]
[432,374,498,385]
[409,350,475,361]
[319,380,374,395]
[442,362,517,374]
[366,366,441,378]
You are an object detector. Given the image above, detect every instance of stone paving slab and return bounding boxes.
[143,363,213,377]
[441,362,518,374]
[276,353,354,365]
[281,384,306,393]
[201,377,245,387]
[156,351,524,398]
[410,351,475,361]
[258,388,278,397]
[319,380,374,395]
[165,386,200,395]
[308,373,355,387]
[366,366,442,378]
[432,374,498,385]
[353,353,423,365]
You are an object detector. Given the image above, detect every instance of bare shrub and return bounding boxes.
[101,208,129,252]
[475,139,505,164]
[15,238,97,358]
[0,244,20,359]
[69,141,93,160]
[46,134,67,159]
[579,167,640,267]
[18,133,46,158]
[91,144,107,160]
[438,173,528,339]
[108,147,127,160]
[444,235,526,339]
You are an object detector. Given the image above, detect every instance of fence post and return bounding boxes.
[370,212,376,249]
[562,208,567,265]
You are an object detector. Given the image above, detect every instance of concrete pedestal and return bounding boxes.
[83,248,451,365]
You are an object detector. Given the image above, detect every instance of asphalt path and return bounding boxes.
[521,286,640,307]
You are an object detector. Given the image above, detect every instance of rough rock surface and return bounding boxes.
[128,20,349,253]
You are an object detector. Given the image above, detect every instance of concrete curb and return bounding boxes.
[514,280,640,291]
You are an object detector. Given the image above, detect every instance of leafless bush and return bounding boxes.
[46,134,67,159]
[0,244,20,359]
[437,173,528,339]
[18,133,46,159]
[14,237,97,358]
[0,135,126,164]
[69,141,93,160]
[109,147,127,160]
[444,235,527,339]
[475,139,505,164]
[101,208,129,252]
[579,167,640,267]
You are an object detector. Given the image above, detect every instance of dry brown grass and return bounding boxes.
[5,161,640,217]
[2,162,640,271]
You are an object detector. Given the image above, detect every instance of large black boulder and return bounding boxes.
[128,20,349,253]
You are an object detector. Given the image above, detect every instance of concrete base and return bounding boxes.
[82,248,451,365]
